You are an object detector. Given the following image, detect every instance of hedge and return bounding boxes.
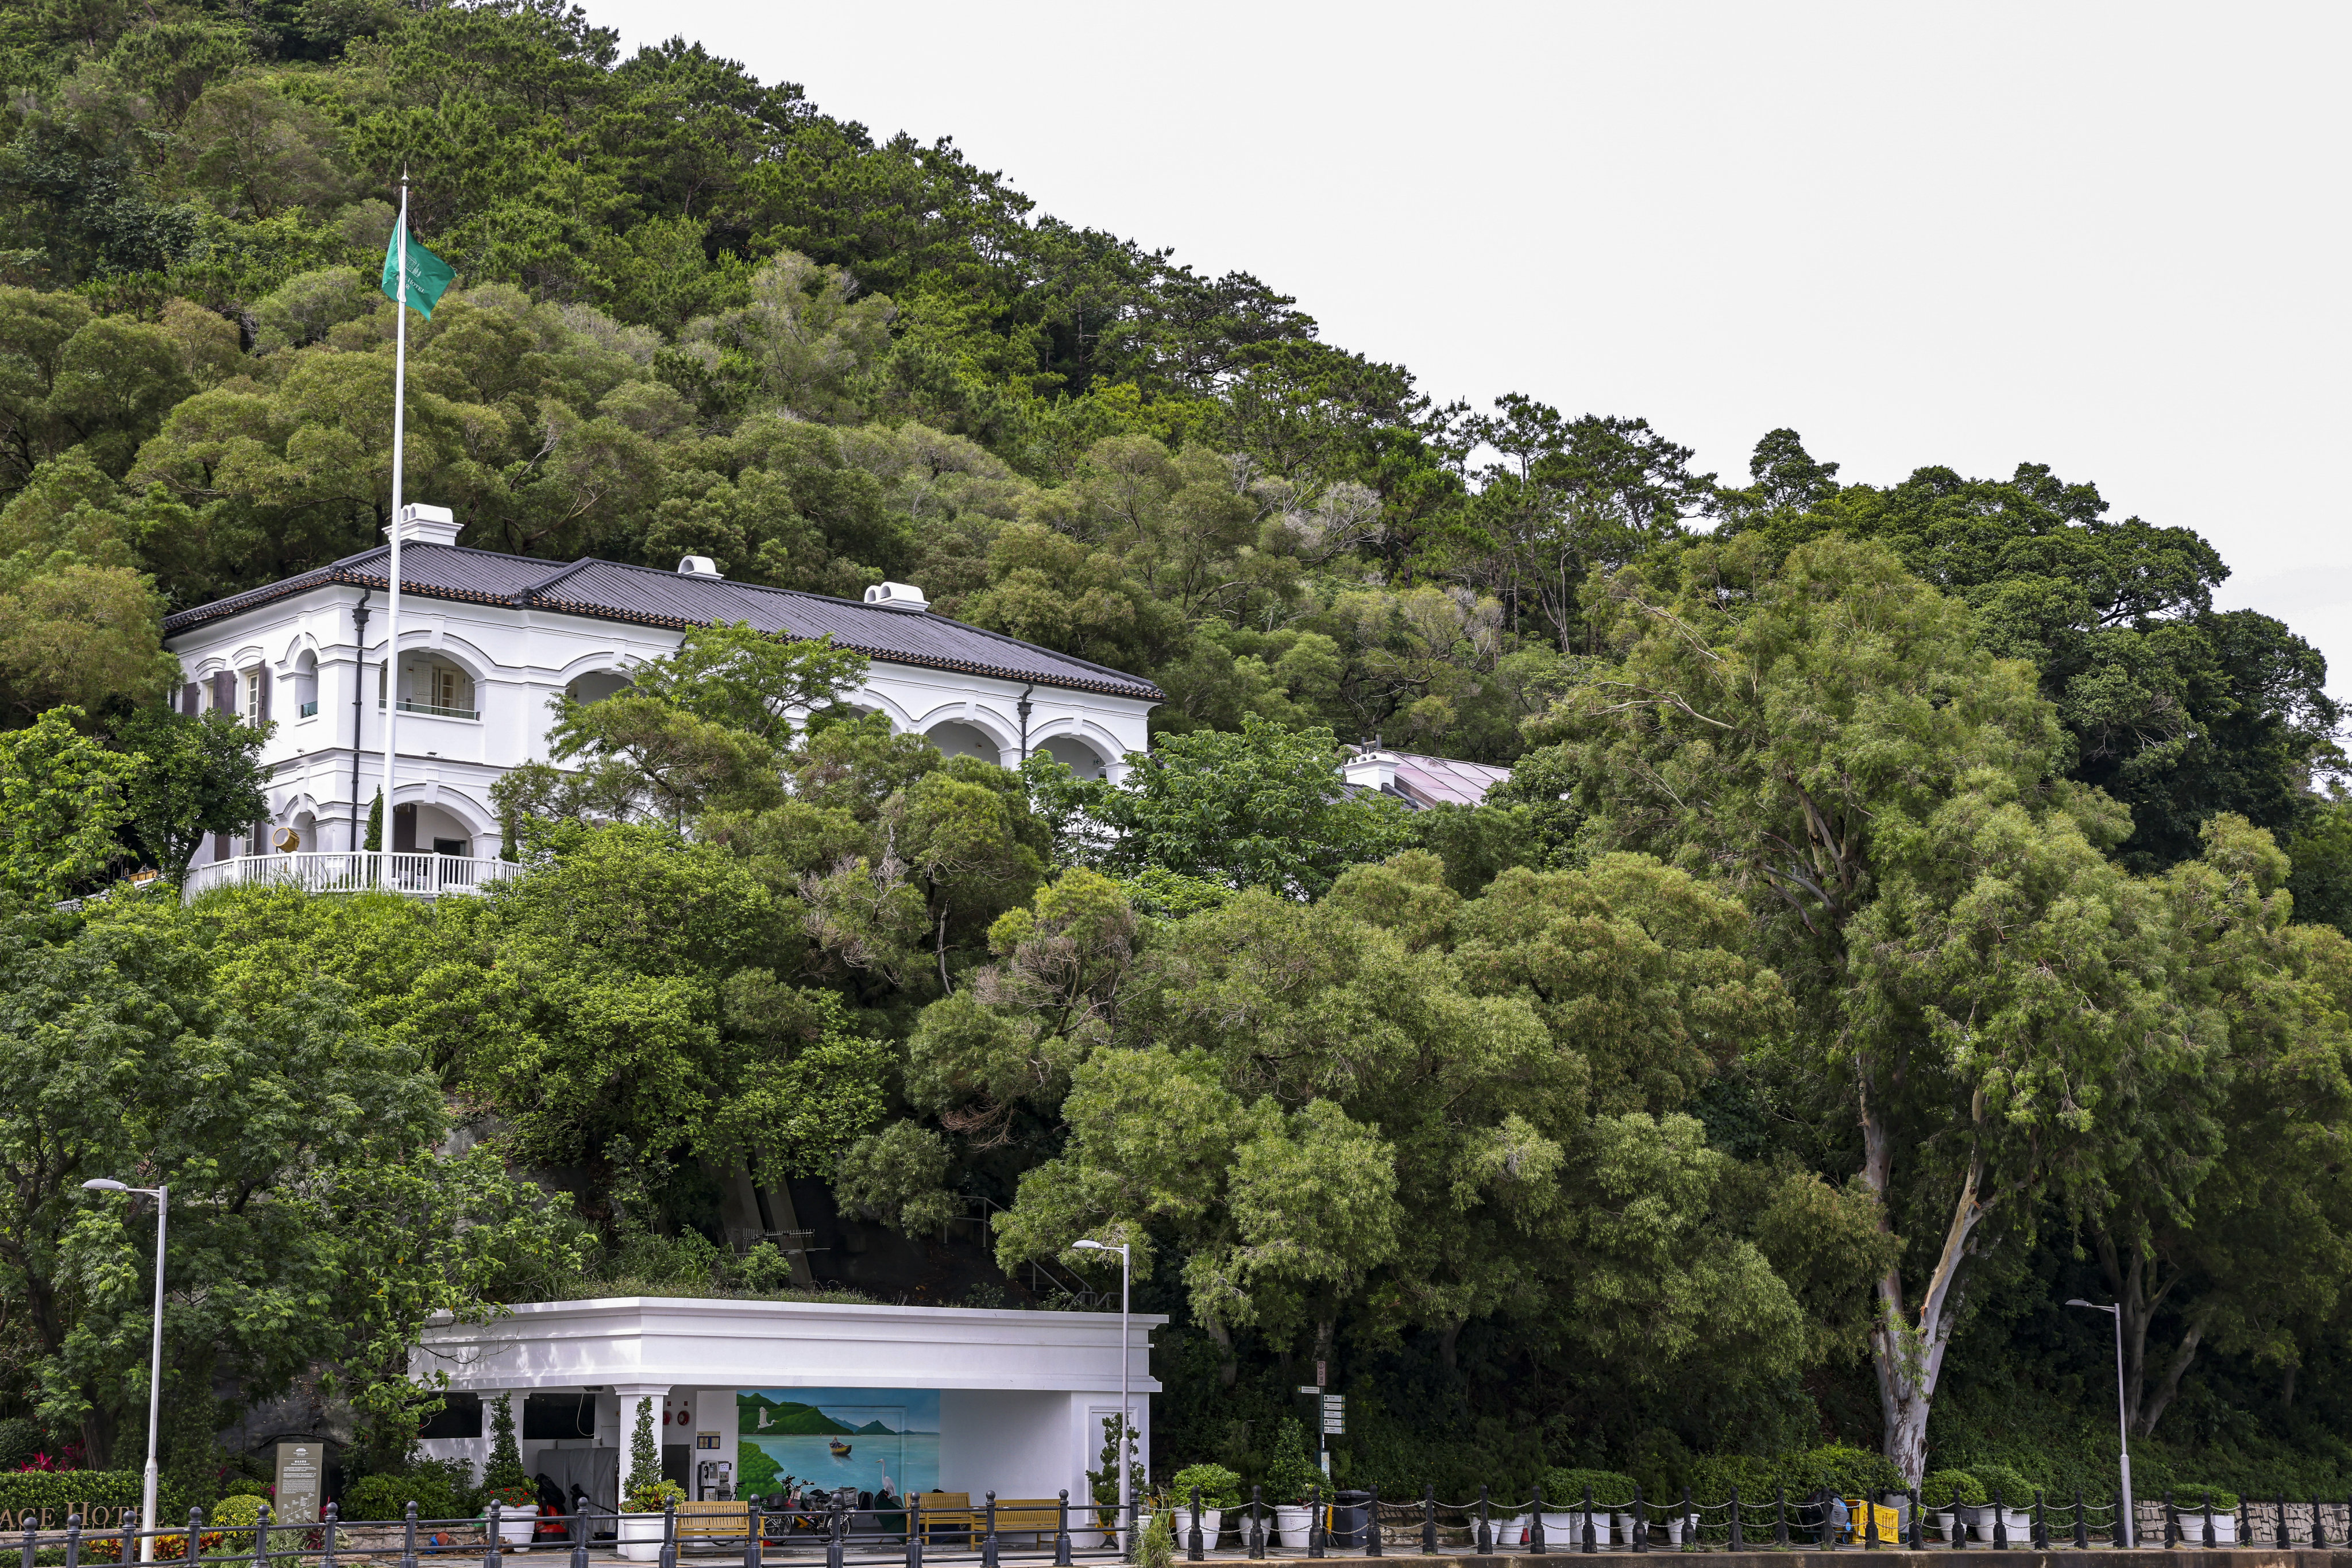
[0,1472,142,1532]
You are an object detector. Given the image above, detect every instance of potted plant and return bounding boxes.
[1965,1463,2036,1543]
[1262,1423,1324,1548]
[2177,1486,2241,1544]
[1920,1471,1986,1543]
[482,1396,538,1551]
[1542,1469,1636,1547]
[615,1396,682,1561]
[1166,1463,1241,1550]
[1085,1415,1144,1545]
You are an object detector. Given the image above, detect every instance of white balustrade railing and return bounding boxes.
[180,851,523,903]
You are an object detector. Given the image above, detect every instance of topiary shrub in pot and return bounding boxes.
[2177,1486,2241,1543]
[1261,1422,1324,1546]
[1961,1463,2036,1543]
[1920,1470,1986,1540]
[1167,1464,1241,1548]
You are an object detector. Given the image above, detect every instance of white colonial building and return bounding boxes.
[161,508,1159,886]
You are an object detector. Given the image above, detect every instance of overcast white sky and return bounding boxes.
[591,0,2351,690]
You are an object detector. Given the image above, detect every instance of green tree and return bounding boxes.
[1518,534,2227,1477]
[114,706,269,885]
[0,708,128,904]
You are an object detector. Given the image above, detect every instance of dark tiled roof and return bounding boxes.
[160,544,1163,701]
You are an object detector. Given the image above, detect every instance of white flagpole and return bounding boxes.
[380,175,409,880]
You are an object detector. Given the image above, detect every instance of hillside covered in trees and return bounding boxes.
[5,0,2352,1515]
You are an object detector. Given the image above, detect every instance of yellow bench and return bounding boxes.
[677,1501,758,1541]
[909,1494,1068,1541]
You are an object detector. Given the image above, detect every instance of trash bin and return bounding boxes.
[1330,1492,1373,1550]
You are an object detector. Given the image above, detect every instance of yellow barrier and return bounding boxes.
[1846,1500,1903,1544]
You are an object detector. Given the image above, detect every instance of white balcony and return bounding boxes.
[180,851,523,903]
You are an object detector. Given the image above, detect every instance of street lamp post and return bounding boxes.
[1071,1240,1133,1528]
[2065,1299,2133,1547]
[83,1180,167,1563]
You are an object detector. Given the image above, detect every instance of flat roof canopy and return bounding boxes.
[415,1297,1165,1395]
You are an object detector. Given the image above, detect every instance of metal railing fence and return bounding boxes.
[180,852,522,903]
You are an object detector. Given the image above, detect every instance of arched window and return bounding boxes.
[293,651,319,718]
[380,655,478,719]
[925,720,999,764]
[1037,735,1109,780]
[565,670,632,705]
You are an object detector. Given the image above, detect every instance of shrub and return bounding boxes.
[1167,1464,1242,1511]
[624,1478,685,1514]
[0,1472,142,1528]
[1541,1469,1637,1508]
[2177,1485,2239,1515]
[485,1395,524,1494]
[1261,1422,1323,1503]
[1687,1454,1778,1505]
[1920,1472,1987,1509]
[1969,1462,2037,1506]
[208,1494,265,1552]
[1782,1446,1907,1500]
[339,1462,473,1524]
[1131,1509,1174,1568]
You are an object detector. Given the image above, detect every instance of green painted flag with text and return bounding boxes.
[379,222,455,318]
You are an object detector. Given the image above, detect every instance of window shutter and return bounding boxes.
[211,671,233,712]
[257,666,272,724]
[180,681,199,716]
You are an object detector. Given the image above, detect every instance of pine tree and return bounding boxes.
[364,790,382,851]
[486,1394,525,1493]
[624,1395,664,1509]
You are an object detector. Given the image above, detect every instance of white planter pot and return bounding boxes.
[1934,1510,1960,1543]
[1173,1508,1222,1547]
[1614,1512,1635,1544]
[616,1512,665,1562]
[2182,1513,2237,1545]
[1274,1506,1313,1547]
[497,1512,535,1551]
[1489,1515,1528,1547]
[1968,1508,2033,1543]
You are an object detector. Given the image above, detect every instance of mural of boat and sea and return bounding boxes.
[737,1389,940,1498]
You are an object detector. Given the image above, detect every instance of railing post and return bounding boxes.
[825,1501,843,1568]
[1188,1486,1204,1563]
[664,1500,679,1568]
[1772,1485,1786,1548]
[1366,1484,1381,1558]
[1476,1486,1490,1555]
[1424,1486,1437,1557]
[906,1493,922,1568]
[1582,1483,1597,1555]
[983,1492,998,1568]
[1632,1485,1647,1555]
[2311,1496,2326,1551]
[1246,1486,1262,1561]
[2033,1490,2048,1551]
[1727,1487,1743,1552]
[1309,1485,1326,1559]
[578,1504,594,1568]
[249,1506,268,1568]
[1988,1486,2005,1550]
[403,1502,419,1568]
[1529,1483,1546,1555]
[20,1513,34,1568]
[487,1501,504,1568]
[322,1503,339,1568]
[1055,1490,1073,1567]
[1817,1489,1833,1550]
[743,1503,761,1568]
[65,1512,81,1568]
[2165,1489,2179,1548]
[2072,1488,2087,1551]
[1681,1488,1694,1554]
[187,1508,204,1567]
[1866,1490,1879,1549]
[2274,1495,2288,1551]
[2200,1494,2215,1550]
[1909,1488,1924,1552]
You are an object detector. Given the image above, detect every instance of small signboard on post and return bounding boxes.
[275,1440,323,1525]
[1320,1395,1345,1435]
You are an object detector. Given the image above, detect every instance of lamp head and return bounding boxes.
[1071,1239,1107,1252]
[80,1179,129,1194]
[2064,1299,2115,1312]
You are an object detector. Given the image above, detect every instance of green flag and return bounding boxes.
[379,221,455,318]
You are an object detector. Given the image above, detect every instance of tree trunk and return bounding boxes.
[2135,1306,2210,1437]
[1436,1320,1462,1374]
[1863,1074,1991,1483]
[2091,1225,2179,1435]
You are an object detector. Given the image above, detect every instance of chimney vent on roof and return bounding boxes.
[1342,747,1400,793]
[387,503,461,548]
[677,555,723,578]
[864,581,929,612]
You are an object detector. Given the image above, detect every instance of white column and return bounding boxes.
[611,1384,671,1494]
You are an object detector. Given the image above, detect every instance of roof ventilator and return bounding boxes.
[676,555,723,578]
[864,581,930,612]
[388,503,461,547]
